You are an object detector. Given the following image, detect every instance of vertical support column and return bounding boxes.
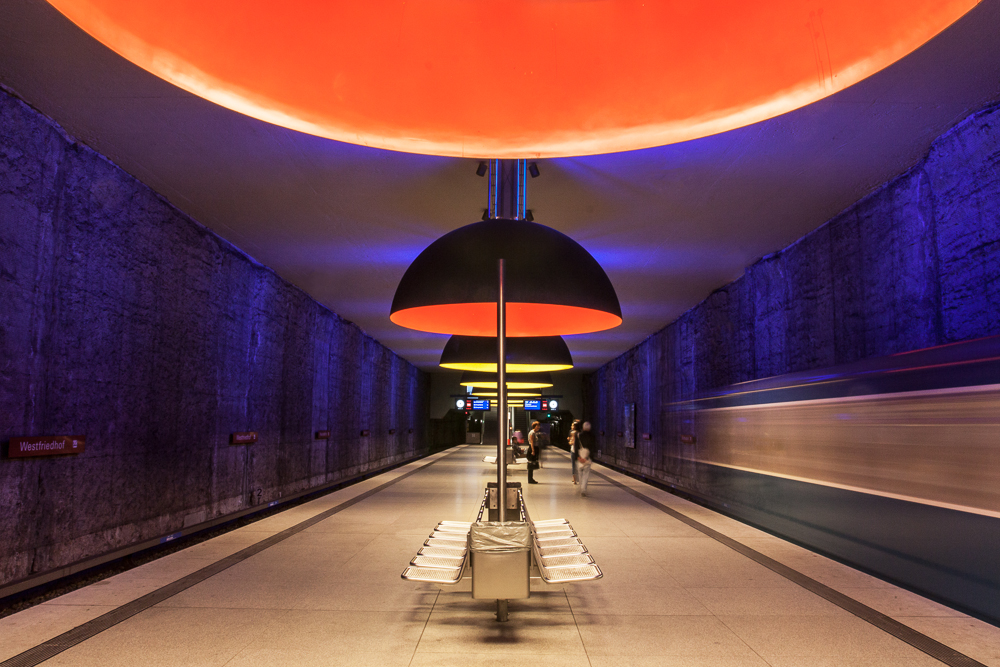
[497,258,507,523]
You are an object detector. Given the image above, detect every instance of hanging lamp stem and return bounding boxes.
[497,258,507,522]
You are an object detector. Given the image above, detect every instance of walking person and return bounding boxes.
[568,420,581,484]
[527,421,541,484]
[578,421,595,496]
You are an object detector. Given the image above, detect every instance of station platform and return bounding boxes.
[2,445,999,667]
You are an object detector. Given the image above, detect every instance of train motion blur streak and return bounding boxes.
[667,335,1000,623]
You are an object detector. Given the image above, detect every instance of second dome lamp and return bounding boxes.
[440,335,573,373]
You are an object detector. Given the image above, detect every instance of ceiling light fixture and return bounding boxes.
[460,371,553,390]
[390,224,621,336]
[440,335,573,373]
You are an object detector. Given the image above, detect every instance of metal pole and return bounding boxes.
[497,258,507,523]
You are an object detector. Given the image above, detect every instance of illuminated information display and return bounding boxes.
[522,399,541,410]
[471,399,491,410]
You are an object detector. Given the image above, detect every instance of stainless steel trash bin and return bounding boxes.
[470,522,531,600]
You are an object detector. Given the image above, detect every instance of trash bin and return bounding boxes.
[470,522,531,600]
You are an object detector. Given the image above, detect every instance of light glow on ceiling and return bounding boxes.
[46,0,978,157]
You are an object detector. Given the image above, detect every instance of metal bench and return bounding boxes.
[402,486,601,599]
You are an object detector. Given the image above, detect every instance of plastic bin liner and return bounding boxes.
[470,522,531,552]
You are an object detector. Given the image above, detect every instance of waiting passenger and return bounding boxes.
[568,420,582,484]
[527,421,541,484]
[578,421,594,496]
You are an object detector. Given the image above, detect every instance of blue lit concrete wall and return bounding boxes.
[0,88,430,589]
[585,101,1000,474]
[583,102,1000,618]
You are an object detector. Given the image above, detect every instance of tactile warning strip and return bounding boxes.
[590,466,989,667]
[0,452,455,667]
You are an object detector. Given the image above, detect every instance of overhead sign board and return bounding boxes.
[471,399,491,410]
[522,399,541,410]
[8,435,85,458]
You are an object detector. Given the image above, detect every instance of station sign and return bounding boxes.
[315,430,331,440]
[8,435,85,458]
[230,432,257,445]
[470,399,491,410]
[522,399,558,411]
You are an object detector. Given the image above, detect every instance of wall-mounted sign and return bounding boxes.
[548,399,559,410]
[642,433,652,440]
[470,399,491,410]
[315,430,331,440]
[455,398,467,410]
[230,432,257,445]
[8,435,85,458]
[408,428,413,434]
[680,434,697,445]
[389,429,396,435]
[522,399,541,410]
[360,429,370,437]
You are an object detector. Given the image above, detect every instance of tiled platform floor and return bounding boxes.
[2,445,999,666]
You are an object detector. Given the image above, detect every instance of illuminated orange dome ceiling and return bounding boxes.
[48,0,977,157]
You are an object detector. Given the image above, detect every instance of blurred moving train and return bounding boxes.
[663,335,1000,623]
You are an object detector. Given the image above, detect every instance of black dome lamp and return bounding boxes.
[390,218,621,336]
[460,371,553,390]
[440,335,573,373]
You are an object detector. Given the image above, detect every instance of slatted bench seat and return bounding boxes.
[402,521,472,584]
[519,511,603,584]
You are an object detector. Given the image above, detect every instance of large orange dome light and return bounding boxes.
[46,0,977,158]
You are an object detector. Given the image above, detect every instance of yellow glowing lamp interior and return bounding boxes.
[475,392,541,398]
[461,379,553,390]
[46,0,977,157]
[441,362,573,373]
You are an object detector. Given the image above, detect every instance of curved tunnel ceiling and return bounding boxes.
[45,0,977,158]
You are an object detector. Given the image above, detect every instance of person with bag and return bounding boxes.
[568,420,581,484]
[578,421,594,496]
[527,421,541,484]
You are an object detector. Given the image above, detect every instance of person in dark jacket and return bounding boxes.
[527,421,541,484]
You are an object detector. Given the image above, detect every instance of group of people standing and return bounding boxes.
[514,419,594,496]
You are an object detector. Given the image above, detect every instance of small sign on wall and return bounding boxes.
[389,429,396,435]
[230,432,257,445]
[680,434,697,445]
[315,430,331,440]
[8,435,85,458]
[360,429,370,437]
[642,433,652,440]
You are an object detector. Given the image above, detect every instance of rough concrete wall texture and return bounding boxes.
[0,88,430,588]
[585,100,1000,476]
